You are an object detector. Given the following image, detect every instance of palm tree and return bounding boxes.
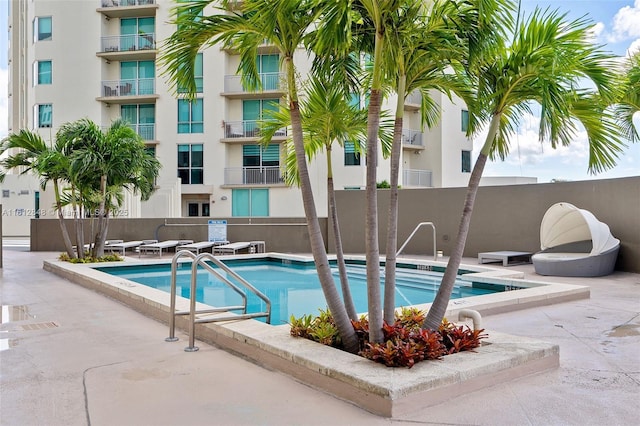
[615,52,640,143]
[423,7,626,330]
[161,0,360,352]
[379,0,471,324]
[0,130,77,258]
[62,118,160,258]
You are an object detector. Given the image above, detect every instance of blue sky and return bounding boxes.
[0,0,638,183]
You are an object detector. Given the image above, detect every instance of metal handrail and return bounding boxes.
[165,250,271,352]
[396,222,437,261]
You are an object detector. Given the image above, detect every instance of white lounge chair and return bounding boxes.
[177,240,229,255]
[139,240,192,257]
[105,240,145,256]
[213,242,252,255]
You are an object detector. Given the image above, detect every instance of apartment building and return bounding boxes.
[6,0,473,226]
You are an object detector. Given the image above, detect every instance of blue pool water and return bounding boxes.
[97,259,496,325]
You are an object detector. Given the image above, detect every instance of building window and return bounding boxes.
[177,144,203,184]
[242,99,279,136]
[120,17,155,51]
[35,104,52,128]
[461,109,469,133]
[188,203,199,217]
[344,141,361,166]
[257,54,279,90]
[34,16,52,42]
[177,99,203,133]
[2,190,9,198]
[121,104,155,140]
[232,189,269,217]
[462,150,471,173]
[201,203,210,217]
[178,53,203,94]
[34,60,52,85]
[120,60,155,95]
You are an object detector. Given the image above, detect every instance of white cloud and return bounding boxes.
[588,22,606,42]
[0,68,7,140]
[609,0,640,42]
[627,39,640,56]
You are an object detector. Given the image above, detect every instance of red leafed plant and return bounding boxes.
[438,318,488,354]
[290,308,488,368]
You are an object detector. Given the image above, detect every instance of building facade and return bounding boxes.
[7,0,473,226]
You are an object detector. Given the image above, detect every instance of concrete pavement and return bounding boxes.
[1,248,639,425]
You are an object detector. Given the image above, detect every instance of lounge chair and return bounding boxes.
[532,202,620,277]
[104,240,146,256]
[177,240,229,255]
[139,240,192,257]
[213,241,266,255]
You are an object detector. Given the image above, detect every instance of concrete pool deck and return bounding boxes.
[1,249,639,425]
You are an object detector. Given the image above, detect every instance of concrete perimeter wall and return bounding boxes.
[31,217,321,255]
[30,177,639,272]
[331,176,639,273]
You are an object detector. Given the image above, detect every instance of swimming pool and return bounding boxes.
[97,258,498,325]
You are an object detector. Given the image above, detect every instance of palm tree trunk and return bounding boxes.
[326,147,357,320]
[285,57,359,353]
[423,113,500,330]
[53,180,76,258]
[383,75,406,325]
[365,87,383,343]
[93,175,108,257]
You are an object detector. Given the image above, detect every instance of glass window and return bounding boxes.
[121,104,155,140]
[120,61,155,95]
[461,110,469,133]
[34,17,52,42]
[177,144,204,184]
[201,203,210,217]
[257,54,279,90]
[120,17,155,51]
[344,141,361,166]
[35,104,52,128]
[188,203,199,217]
[462,150,471,173]
[178,53,203,93]
[177,99,203,133]
[35,61,52,85]
[242,144,279,167]
[232,189,269,217]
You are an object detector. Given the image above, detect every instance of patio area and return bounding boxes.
[1,248,638,425]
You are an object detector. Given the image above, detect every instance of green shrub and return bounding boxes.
[58,252,123,263]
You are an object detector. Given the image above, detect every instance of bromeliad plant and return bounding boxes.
[290,307,487,368]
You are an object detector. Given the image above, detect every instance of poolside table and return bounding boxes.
[478,251,533,266]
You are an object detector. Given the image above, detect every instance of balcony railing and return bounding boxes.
[101,0,156,7]
[101,78,155,97]
[224,120,287,139]
[224,73,283,93]
[224,166,283,185]
[101,33,156,52]
[403,169,432,187]
[102,123,155,140]
[402,128,423,146]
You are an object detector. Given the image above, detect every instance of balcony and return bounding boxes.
[222,120,288,142]
[97,0,158,18]
[97,79,159,104]
[402,128,424,150]
[221,73,285,99]
[403,169,432,188]
[129,123,155,140]
[224,167,285,186]
[97,34,156,61]
[405,90,421,111]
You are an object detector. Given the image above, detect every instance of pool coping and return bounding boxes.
[43,253,587,417]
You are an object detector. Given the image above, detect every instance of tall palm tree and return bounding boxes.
[0,130,77,258]
[379,0,471,324]
[615,52,640,143]
[161,0,360,352]
[423,7,626,330]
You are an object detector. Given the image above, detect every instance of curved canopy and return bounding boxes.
[540,202,619,256]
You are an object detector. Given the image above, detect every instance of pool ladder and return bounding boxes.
[397,221,438,261]
[165,250,272,352]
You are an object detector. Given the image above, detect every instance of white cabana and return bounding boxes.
[540,202,620,256]
[533,202,620,277]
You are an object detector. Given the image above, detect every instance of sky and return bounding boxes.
[0,0,638,183]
